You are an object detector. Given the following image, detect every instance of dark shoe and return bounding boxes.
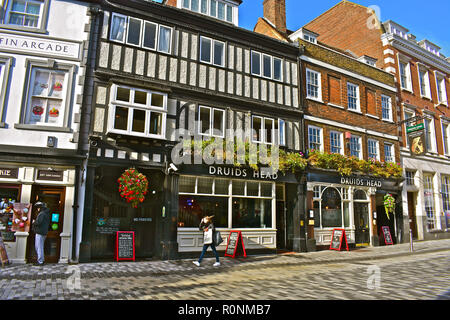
[33,262,44,266]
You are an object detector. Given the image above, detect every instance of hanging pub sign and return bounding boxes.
[224,230,247,258]
[330,228,349,251]
[381,226,394,245]
[115,231,135,262]
[406,119,426,157]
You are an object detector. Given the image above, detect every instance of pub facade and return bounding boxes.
[0,0,97,263]
[77,0,305,262]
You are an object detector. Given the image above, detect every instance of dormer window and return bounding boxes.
[358,55,377,67]
[179,0,237,25]
[289,27,319,44]
[303,34,316,44]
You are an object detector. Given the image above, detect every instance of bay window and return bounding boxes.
[180,0,235,24]
[108,85,167,139]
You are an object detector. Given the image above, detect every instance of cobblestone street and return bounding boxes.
[0,240,449,300]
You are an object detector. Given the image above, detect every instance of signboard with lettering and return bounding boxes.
[406,123,425,134]
[115,231,135,262]
[0,32,81,60]
[330,228,349,251]
[0,168,19,179]
[224,231,247,258]
[96,218,121,235]
[37,170,64,181]
[381,226,393,245]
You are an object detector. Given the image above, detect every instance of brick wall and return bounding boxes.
[165,0,177,7]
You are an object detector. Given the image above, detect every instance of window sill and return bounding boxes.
[327,103,344,109]
[306,97,324,104]
[348,108,362,115]
[381,118,395,124]
[401,87,414,94]
[435,102,448,108]
[0,24,47,35]
[14,124,72,133]
[366,114,380,120]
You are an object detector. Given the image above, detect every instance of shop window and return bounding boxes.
[232,198,272,228]
[197,177,213,194]
[423,174,436,230]
[343,202,350,228]
[321,187,342,228]
[214,179,229,195]
[179,176,196,193]
[18,62,76,130]
[442,176,450,213]
[313,201,320,227]
[108,85,167,139]
[232,180,245,196]
[178,195,228,228]
[0,185,21,242]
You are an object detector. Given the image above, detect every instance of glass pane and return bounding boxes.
[251,52,261,75]
[265,118,274,143]
[199,107,210,134]
[191,0,199,11]
[11,1,25,12]
[213,109,224,136]
[26,3,40,15]
[116,87,130,102]
[218,2,225,20]
[232,180,245,195]
[49,72,65,98]
[178,195,228,228]
[111,15,126,42]
[24,15,38,27]
[28,98,46,124]
[274,58,282,80]
[132,109,146,133]
[151,93,164,108]
[200,37,212,63]
[46,100,62,125]
[127,18,141,45]
[343,202,350,228]
[143,22,157,49]
[261,183,273,197]
[263,55,272,78]
[197,177,213,194]
[226,5,233,22]
[179,176,196,193]
[182,0,189,8]
[232,198,272,228]
[32,70,50,96]
[253,117,262,142]
[213,41,224,66]
[247,181,259,197]
[158,26,171,53]
[114,107,129,131]
[321,188,342,228]
[149,112,162,135]
[214,179,229,195]
[314,201,320,227]
[210,0,217,17]
[201,0,208,13]
[8,13,24,25]
[134,90,147,105]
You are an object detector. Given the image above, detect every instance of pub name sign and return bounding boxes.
[340,177,382,188]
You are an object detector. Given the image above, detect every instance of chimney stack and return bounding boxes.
[263,0,287,34]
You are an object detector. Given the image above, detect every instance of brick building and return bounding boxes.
[303,0,450,241]
[254,0,403,248]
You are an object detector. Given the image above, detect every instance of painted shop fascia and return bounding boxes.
[0,0,97,264]
[78,0,307,261]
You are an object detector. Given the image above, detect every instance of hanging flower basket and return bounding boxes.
[117,168,149,208]
[384,194,395,220]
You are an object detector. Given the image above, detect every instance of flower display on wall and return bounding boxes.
[117,168,149,208]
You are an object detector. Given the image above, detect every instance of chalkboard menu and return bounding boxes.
[115,231,135,261]
[224,231,246,258]
[381,226,393,245]
[330,228,349,251]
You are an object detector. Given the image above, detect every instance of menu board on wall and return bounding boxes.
[115,231,135,262]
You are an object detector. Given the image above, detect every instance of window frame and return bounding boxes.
[0,56,13,128]
[308,125,323,152]
[442,121,450,156]
[107,84,167,139]
[109,12,128,44]
[1,0,50,34]
[329,131,343,155]
[435,72,448,106]
[381,95,393,122]
[277,119,286,146]
[198,105,225,138]
[367,139,379,161]
[251,50,283,82]
[384,142,395,163]
[126,17,143,47]
[349,135,362,159]
[347,82,360,112]
[424,116,437,153]
[306,68,322,101]
[417,64,431,99]
[252,115,275,145]
[398,57,412,92]
[199,36,225,67]
[179,0,236,25]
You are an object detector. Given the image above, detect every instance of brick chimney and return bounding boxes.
[263,0,286,34]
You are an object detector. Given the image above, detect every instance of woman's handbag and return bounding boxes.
[213,230,224,246]
[204,228,213,245]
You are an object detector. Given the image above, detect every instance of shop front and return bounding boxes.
[0,165,76,264]
[307,170,402,249]
[176,164,303,254]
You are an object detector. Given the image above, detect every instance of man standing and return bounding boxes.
[32,202,50,266]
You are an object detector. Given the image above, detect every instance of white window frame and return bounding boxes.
[329,131,343,155]
[199,36,225,67]
[435,72,448,106]
[178,0,236,25]
[424,116,437,153]
[107,85,167,139]
[381,95,393,122]
[442,121,450,156]
[403,108,415,148]
[367,139,380,161]
[398,57,412,92]
[142,21,158,51]
[198,105,225,138]
[109,12,128,43]
[347,82,360,112]
[308,125,323,152]
[417,64,431,99]
[251,50,283,82]
[126,17,143,47]
[251,115,275,145]
[384,142,395,163]
[350,135,362,159]
[3,0,47,31]
[306,68,322,102]
[277,119,286,146]
[157,24,173,54]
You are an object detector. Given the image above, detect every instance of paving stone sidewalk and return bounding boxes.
[0,239,449,281]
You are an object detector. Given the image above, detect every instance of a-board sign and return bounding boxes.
[330,228,349,251]
[445,211,450,229]
[115,231,135,261]
[381,226,393,245]
[224,230,247,258]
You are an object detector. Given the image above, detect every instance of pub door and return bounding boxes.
[354,203,370,247]
[27,186,65,264]
[276,201,287,250]
[407,192,418,239]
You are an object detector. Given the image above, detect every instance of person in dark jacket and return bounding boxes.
[32,202,50,266]
[193,215,220,267]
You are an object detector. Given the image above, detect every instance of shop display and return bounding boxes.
[11,203,32,233]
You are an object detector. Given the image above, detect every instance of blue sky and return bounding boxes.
[238,0,450,57]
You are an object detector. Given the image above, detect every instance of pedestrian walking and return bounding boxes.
[193,215,221,267]
[31,202,50,266]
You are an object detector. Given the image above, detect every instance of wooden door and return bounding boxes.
[407,192,418,239]
[354,203,370,246]
[27,186,65,264]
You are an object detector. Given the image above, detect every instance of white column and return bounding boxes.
[434,173,442,230]
[416,170,425,240]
